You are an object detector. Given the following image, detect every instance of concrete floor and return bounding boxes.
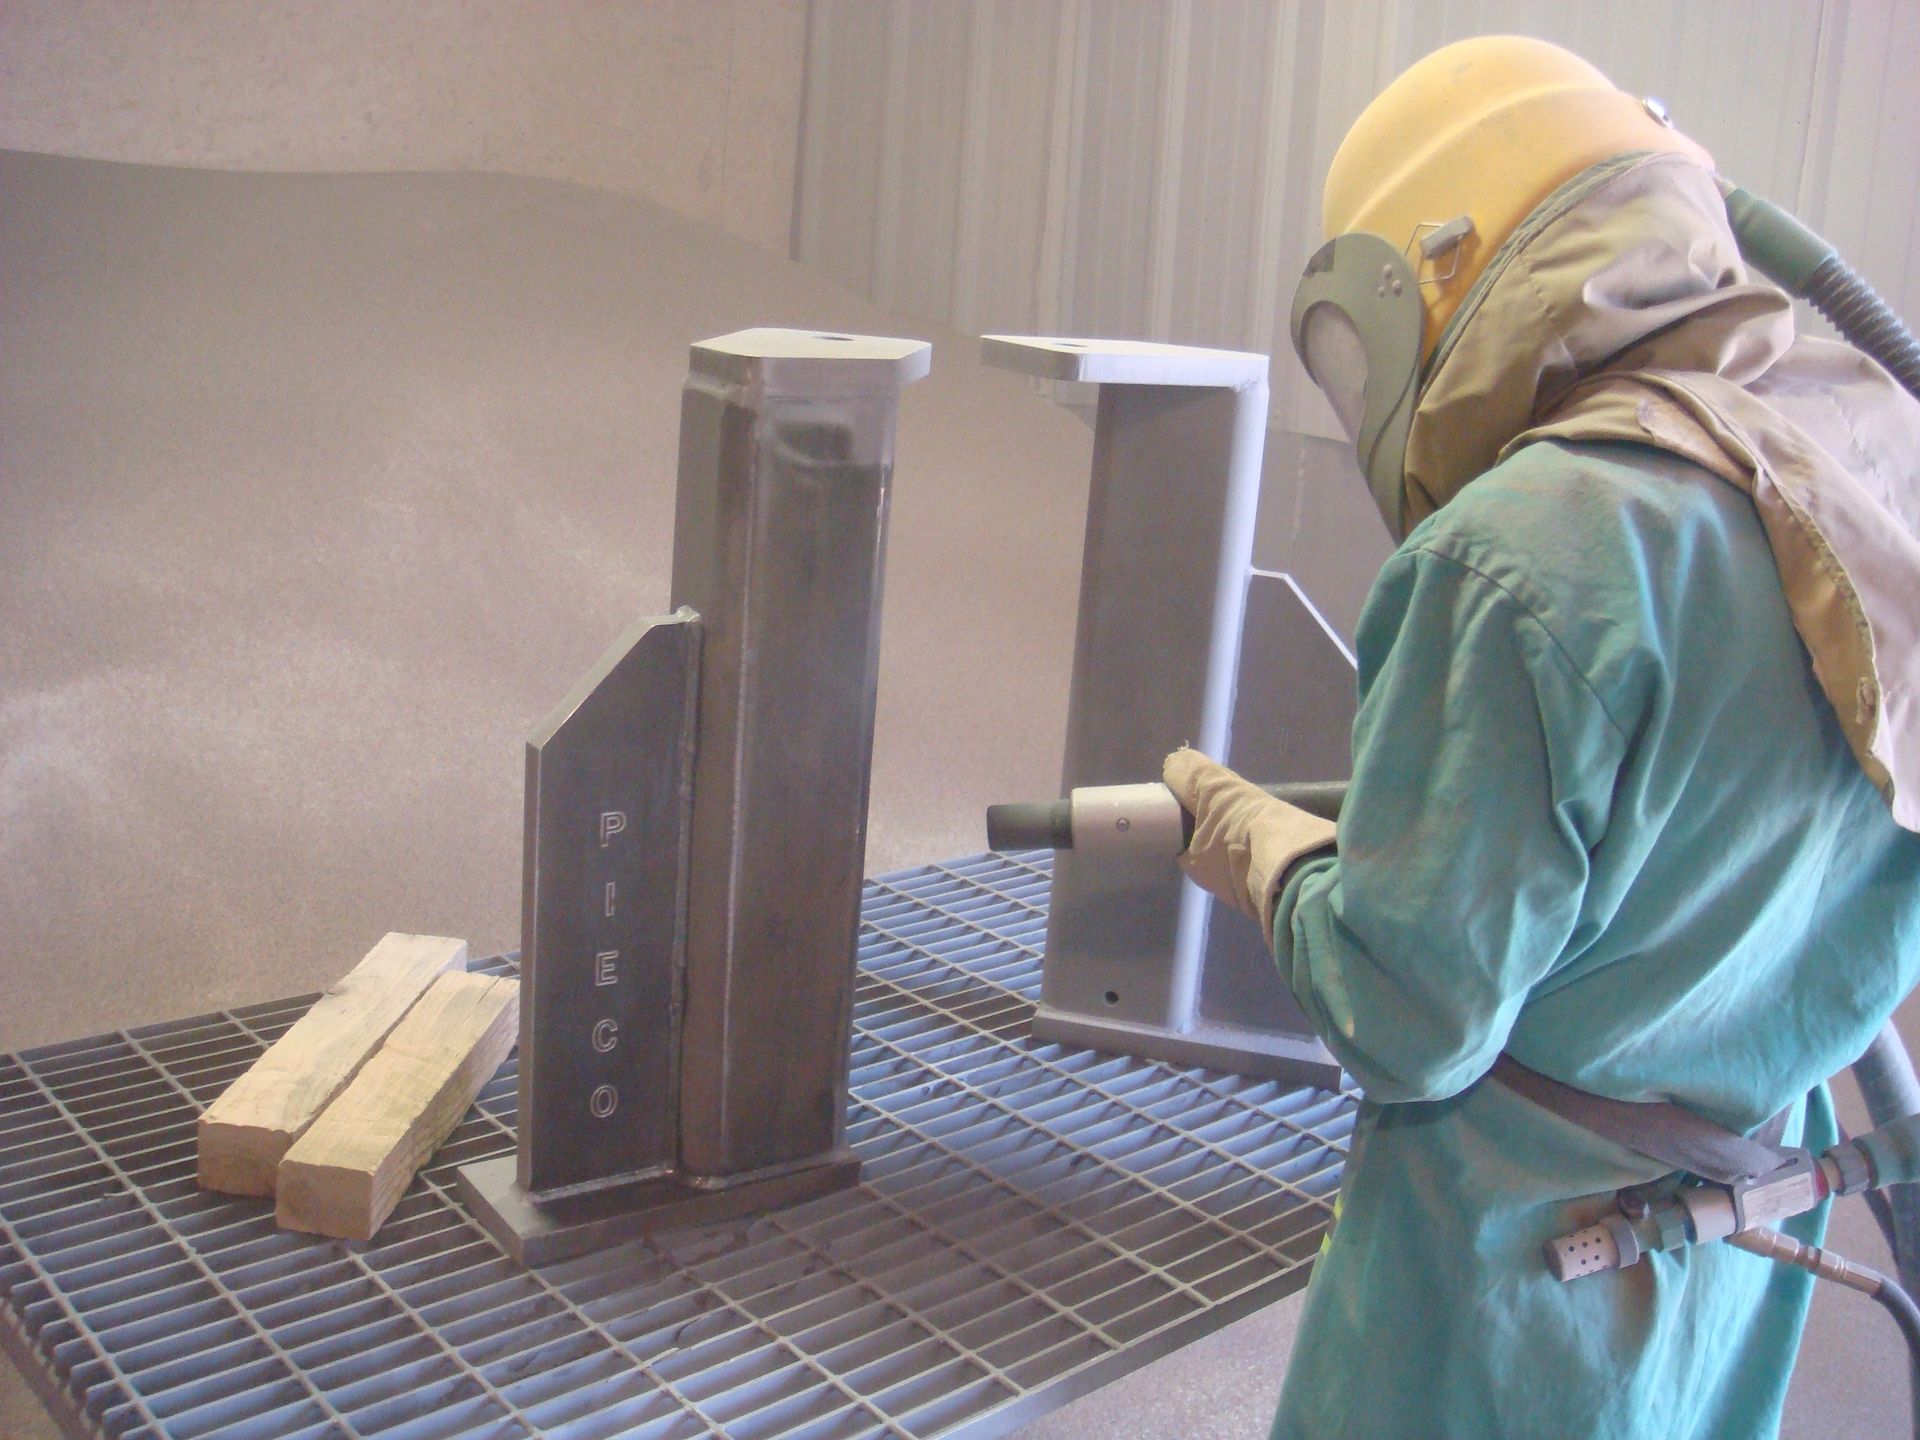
[1,150,1910,1438]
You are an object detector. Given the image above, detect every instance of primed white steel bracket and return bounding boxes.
[982,336,1341,1087]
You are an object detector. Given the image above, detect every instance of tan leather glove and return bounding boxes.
[1163,748,1337,943]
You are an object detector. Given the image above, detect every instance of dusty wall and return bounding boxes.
[0,0,808,254]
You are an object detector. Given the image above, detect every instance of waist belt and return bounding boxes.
[1491,1053,1793,1186]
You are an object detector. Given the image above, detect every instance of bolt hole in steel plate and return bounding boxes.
[0,853,1354,1440]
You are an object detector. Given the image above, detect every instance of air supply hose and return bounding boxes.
[1721,181,1920,402]
[1881,1277,1920,1440]
[1716,178,1920,1430]
[1850,1023,1920,1433]
[1728,1225,1920,1439]
[1876,1279,1920,1440]
[1853,1024,1920,1299]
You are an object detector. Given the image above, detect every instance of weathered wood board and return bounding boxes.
[197,933,469,1196]
[276,971,520,1240]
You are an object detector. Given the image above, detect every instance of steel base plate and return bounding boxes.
[0,853,1354,1440]
[1029,1007,1343,1092]
[457,1153,863,1267]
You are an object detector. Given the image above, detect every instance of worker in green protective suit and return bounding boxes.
[1166,36,1920,1440]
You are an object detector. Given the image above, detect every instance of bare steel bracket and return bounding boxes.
[458,329,930,1264]
[981,336,1344,1088]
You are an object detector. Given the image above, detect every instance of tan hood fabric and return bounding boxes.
[1403,152,1920,830]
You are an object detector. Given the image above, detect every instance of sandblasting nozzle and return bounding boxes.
[987,779,1347,855]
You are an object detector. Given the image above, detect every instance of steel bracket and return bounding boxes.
[460,329,929,1263]
[982,336,1344,1086]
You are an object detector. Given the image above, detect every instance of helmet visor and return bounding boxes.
[1296,304,1370,445]
[1287,231,1426,540]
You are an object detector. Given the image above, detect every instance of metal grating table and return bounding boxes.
[0,853,1355,1440]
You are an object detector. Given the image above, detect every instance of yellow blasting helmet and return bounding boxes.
[1290,35,1713,538]
[1325,34,1714,361]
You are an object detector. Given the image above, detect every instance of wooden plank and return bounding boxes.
[275,971,520,1241]
[197,933,468,1196]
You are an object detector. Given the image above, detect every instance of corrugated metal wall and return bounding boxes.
[797,0,1920,442]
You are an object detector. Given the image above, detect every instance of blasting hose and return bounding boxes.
[1880,1282,1920,1440]
[1849,1026,1920,1435]
[1729,1227,1920,1438]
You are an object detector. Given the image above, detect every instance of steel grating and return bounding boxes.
[0,852,1357,1440]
